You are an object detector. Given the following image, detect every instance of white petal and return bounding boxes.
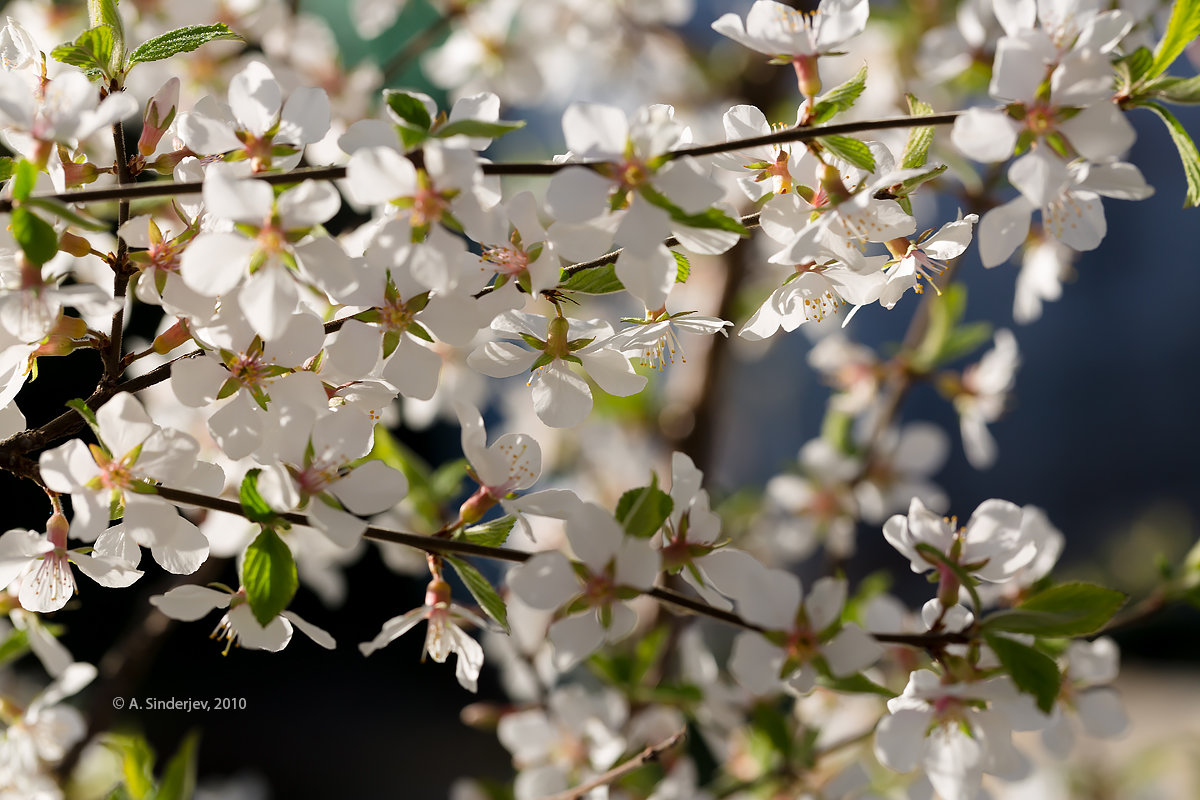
[150,585,230,621]
[507,551,580,610]
[548,613,605,671]
[822,624,883,676]
[531,362,592,428]
[228,61,282,138]
[334,460,407,515]
[281,611,336,649]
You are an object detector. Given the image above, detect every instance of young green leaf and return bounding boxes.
[640,186,750,234]
[238,469,279,525]
[241,528,299,627]
[673,250,690,283]
[434,119,526,139]
[445,556,509,633]
[126,24,242,67]
[1138,101,1200,207]
[1148,0,1200,80]
[560,261,625,294]
[26,197,112,232]
[12,206,60,265]
[820,135,876,172]
[810,65,868,124]
[11,159,38,201]
[51,25,115,78]
[150,730,200,800]
[462,515,516,547]
[985,634,1061,713]
[1148,74,1200,104]
[981,582,1127,637]
[615,474,674,539]
[66,398,103,440]
[901,94,936,169]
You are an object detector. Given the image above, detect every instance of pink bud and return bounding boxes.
[139,77,180,157]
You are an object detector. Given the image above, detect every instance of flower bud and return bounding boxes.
[59,231,93,258]
[424,577,452,608]
[153,318,191,354]
[458,485,497,525]
[139,78,179,157]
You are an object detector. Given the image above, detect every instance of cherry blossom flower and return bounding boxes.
[38,393,218,573]
[0,514,140,613]
[178,163,345,341]
[727,568,882,696]
[878,212,979,309]
[0,70,137,163]
[712,0,869,61]
[0,661,95,793]
[467,310,646,428]
[507,502,660,670]
[954,328,1020,467]
[883,496,1037,584]
[755,438,861,560]
[176,60,330,173]
[359,575,489,692]
[875,669,1043,800]
[605,311,732,370]
[150,584,334,654]
[1039,637,1128,756]
[455,402,580,540]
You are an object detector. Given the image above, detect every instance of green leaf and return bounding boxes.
[640,185,750,234]
[150,731,200,800]
[560,261,625,294]
[1116,47,1155,92]
[1148,0,1200,80]
[66,398,103,439]
[238,469,279,524]
[241,528,298,627]
[1137,101,1200,207]
[820,135,876,172]
[672,250,690,283]
[1150,74,1200,104]
[939,321,993,365]
[981,582,1127,637]
[985,634,1060,713]
[0,628,30,667]
[26,197,112,232]
[810,65,867,124]
[0,157,15,185]
[462,515,516,547]
[385,90,433,129]
[51,25,115,78]
[445,556,509,633]
[11,159,37,200]
[615,474,674,539]
[901,94,936,170]
[912,282,969,370]
[816,671,897,697]
[104,733,156,800]
[434,118,525,139]
[126,23,241,67]
[12,207,60,265]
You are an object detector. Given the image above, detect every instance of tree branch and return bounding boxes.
[0,113,960,211]
[542,728,687,800]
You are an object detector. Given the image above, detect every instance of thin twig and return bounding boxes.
[542,728,687,800]
[0,113,960,212]
[151,484,975,650]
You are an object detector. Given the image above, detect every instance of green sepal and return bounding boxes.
[810,64,868,125]
[615,473,674,539]
[984,633,1061,713]
[241,527,299,627]
[461,515,516,547]
[238,468,280,525]
[913,542,983,612]
[980,582,1127,637]
[445,555,509,633]
[11,207,59,265]
[407,321,434,343]
[1137,101,1200,207]
[384,90,432,150]
[819,135,876,172]
[126,23,241,68]
[381,330,402,359]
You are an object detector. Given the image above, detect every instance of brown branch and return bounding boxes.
[542,728,687,800]
[152,485,975,651]
[103,118,134,389]
[0,114,960,212]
